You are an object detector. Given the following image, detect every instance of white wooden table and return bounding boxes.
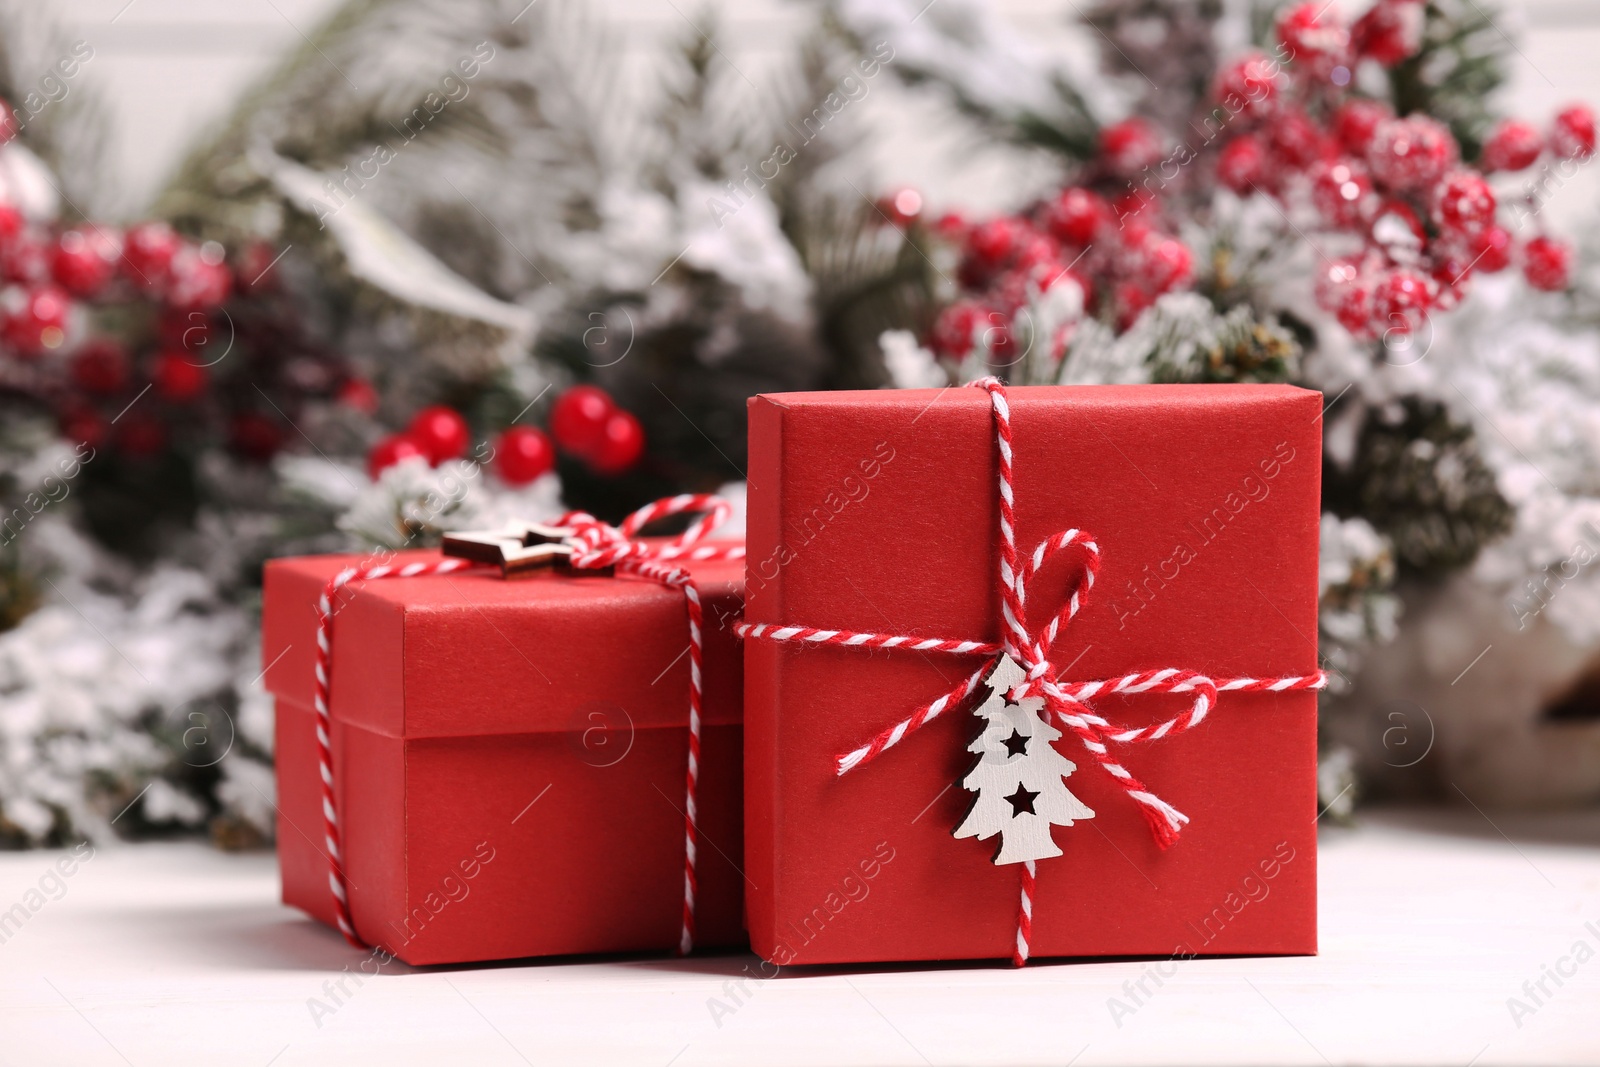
[0,808,1595,1066]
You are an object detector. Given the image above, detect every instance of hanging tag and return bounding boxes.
[953,654,1095,865]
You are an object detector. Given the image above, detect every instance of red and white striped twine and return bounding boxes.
[736,378,1325,965]
[1015,860,1035,969]
[314,556,475,946]
[311,494,740,954]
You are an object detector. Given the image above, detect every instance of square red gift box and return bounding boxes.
[263,526,746,965]
[742,382,1324,966]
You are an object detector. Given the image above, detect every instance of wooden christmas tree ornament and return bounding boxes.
[953,654,1095,865]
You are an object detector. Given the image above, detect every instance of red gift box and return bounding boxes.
[743,383,1323,965]
[262,545,745,964]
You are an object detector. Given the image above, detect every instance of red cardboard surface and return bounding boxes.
[263,548,746,964]
[744,385,1323,965]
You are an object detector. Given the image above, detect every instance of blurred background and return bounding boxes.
[56,0,1600,221]
[3,0,1599,851]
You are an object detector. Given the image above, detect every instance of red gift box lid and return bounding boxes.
[263,544,745,739]
[746,384,1320,675]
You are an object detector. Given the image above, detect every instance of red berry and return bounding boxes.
[1316,257,1374,335]
[367,433,426,479]
[933,212,969,240]
[1469,225,1513,274]
[1371,270,1433,335]
[1099,118,1163,176]
[71,339,131,394]
[966,218,1025,267]
[1043,188,1109,245]
[1116,224,1155,258]
[51,227,119,297]
[1524,236,1573,291]
[1551,105,1597,163]
[589,409,645,474]
[117,414,167,459]
[1310,159,1375,227]
[1352,0,1424,67]
[1268,108,1330,170]
[2,231,49,285]
[59,407,109,451]
[1367,115,1457,192]
[406,405,470,464]
[1110,190,1157,240]
[1217,136,1268,194]
[2,285,71,355]
[152,350,208,402]
[929,300,986,359]
[1314,257,1360,309]
[0,203,23,246]
[165,243,232,309]
[1431,171,1496,236]
[1011,233,1060,273]
[1480,119,1543,173]
[122,222,181,287]
[337,378,380,415]
[496,425,556,485]
[549,385,616,457]
[1213,52,1282,120]
[1141,235,1194,294]
[229,413,284,462]
[877,188,923,227]
[990,271,1031,317]
[1333,100,1391,155]
[1277,3,1350,71]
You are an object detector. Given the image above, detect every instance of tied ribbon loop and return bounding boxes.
[736,379,1326,965]
[312,494,743,955]
[560,493,744,571]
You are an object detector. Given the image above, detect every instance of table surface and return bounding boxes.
[0,808,1596,1067]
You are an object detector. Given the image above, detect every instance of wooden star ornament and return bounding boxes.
[441,521,600,578]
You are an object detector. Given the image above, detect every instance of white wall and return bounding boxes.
[52,0,1600,223]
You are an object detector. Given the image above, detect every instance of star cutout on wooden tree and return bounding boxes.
[1005,783,1040,818]
[1002,728,1030,758]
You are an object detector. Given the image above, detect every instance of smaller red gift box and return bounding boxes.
[262,545,745,965]
[743,384,1323,966]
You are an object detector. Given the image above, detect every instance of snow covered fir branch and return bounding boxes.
[0,0,1598,847]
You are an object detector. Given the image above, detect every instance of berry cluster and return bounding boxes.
[0,99,649,488]
[0,93,410,470]
[916,0,1591,365]
[0,89,304,463]
[1224,1,1589,339]
[1,214,233,359]
[366,385,645,486]
[17,214,263,459]
[920,143,1197,365]
[39,229,318,463]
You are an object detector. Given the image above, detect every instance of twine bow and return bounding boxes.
[312,494,743,955]
[738,379,1325,965]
